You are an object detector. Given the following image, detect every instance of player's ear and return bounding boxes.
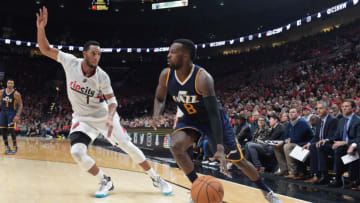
[82,51,87,58]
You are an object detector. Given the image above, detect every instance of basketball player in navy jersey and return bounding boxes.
[153,39,281,203]
[0,79,23,154]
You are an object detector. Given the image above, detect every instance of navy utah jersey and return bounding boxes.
[166,64,213,122]
[167,65,244,162]
[2,89,17,112]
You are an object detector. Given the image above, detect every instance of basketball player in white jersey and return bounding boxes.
[36,6,172,198]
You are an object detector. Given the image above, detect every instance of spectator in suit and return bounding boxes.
[331,105,343,120]
[328,99,360,188]
[348,132,360,190]
[274,107,314,179]
[303,101,338,185]
[309,115,320,135]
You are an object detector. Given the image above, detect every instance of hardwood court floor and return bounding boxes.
[0,138,308,203]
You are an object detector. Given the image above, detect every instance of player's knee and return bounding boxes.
[170,140,186,155]
[70,143,87,162]
[70,143,95,170]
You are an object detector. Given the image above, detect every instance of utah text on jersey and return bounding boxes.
[172,91,199,104]
[2,96,13,103]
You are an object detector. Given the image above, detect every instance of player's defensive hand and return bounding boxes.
[36,6,48,28]
[106,117,113,138]
[209,144,232,178]
[152,116,161,130]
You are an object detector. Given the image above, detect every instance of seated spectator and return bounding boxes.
[328,100,360,188]
[17,122,27,136]
[348,131,360,191]
[39,124,47,137]
[274,107,314,179]
[280,112,289,125]
[233,114,251,145]
[302,106,313,123]
[330,105,343,119]
[26,125,38,137]
[303,101,338,185]
[197,136,212,164]
[250,111,260,135]
[268,114,286,141]
[309,115,320,134]
[244,116,271,172]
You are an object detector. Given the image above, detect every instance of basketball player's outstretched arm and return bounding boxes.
[104,93,117,137]
[196,70,230,177]
[36,6,59,61]
[152,68,169,130]
[13,91,23,123]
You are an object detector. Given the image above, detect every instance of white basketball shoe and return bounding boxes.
[151,175,173,195]
[95,176,114,198]
[263,191,282,203]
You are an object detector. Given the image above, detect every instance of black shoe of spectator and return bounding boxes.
[314,177,329,185]
[328,180,343,188]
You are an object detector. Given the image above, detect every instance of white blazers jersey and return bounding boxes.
[57,51,114,121]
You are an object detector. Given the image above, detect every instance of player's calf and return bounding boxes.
[111,133,173,195]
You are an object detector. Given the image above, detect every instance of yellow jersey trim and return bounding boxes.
[195,68,203,95]
[165,68,171,87]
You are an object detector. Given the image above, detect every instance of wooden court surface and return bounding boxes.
[0,138,309,203]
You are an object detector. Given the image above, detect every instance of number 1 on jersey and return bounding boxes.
[86,96,89,104]
[184,103,197,115]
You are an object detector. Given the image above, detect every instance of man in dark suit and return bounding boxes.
[330,105,343,120]
[303,101,338,184]
[328,99,360,188]
[348,135,360,190]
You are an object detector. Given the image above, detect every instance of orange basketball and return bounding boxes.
[191,175,224,203]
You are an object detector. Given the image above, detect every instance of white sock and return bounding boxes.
[146,168,158,179]
[96,170,105,180]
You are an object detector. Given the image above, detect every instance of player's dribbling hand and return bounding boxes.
[106,117,113,138]
[209,144,232,178]
[36,6,48,28]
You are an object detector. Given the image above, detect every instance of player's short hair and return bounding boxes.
[173,39,196,61]
[83,41,100,51]
[6,78,15,83]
